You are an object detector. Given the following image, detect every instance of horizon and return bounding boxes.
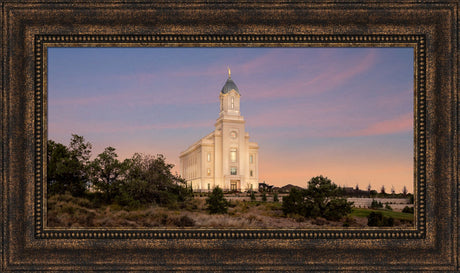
[48,47,414,193]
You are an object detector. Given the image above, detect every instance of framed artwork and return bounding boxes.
[1,0,458,271]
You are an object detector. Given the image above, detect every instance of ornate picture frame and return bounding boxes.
[1,1,458,271]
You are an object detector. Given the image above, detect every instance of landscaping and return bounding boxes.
[46,135,414,229]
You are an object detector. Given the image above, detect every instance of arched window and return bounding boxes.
[231,97,234,109]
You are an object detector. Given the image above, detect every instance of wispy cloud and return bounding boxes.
[344,113,413,137]
[49,119,214,135]
[242,49,378,101]
[50,87,219,107]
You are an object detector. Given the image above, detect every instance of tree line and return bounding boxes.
[47,134,192,208]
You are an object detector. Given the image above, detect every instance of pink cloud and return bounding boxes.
[344,113,413,137]
[243,50,378,101]
[49,119,214,135]
[50,91,133,106]
[246,99,362,129]
[50,86,218,107]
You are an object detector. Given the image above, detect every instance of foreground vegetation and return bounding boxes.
[47,135,413,228]
[48,192,414,228]
[47,193,347,228]
[48,134,192,210]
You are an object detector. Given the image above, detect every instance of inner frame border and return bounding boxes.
[35,34,426,240]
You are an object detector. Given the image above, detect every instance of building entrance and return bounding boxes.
[230,180,240,191]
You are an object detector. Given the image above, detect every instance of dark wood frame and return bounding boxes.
[1,1,458,271]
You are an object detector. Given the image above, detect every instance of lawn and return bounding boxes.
[350,208,414,221]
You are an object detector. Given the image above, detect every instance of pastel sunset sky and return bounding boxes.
[48,47,414,193]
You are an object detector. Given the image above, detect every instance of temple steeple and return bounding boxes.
[219,69,241,117]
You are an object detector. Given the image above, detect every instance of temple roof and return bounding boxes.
[220,67,240,94]
[221,77,240,94]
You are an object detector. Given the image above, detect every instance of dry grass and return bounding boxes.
[47,194,409,228]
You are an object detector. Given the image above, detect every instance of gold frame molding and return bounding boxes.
[2,1,458,271]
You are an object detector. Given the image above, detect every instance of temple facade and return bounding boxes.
[179,69,259,192]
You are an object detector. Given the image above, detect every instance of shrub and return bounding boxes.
[250,191,256,201]
[273,193,279,202]
[287,213,306,223]
[385,203,392,211]
[342,216,355,227]
[402,206,414,214]
[282,188,309,217]
[312,217,328,226]
[323,198,353,221]
[175,215,195,227]
[206,187,229,214]
[282,176,353,221]
[367,212,394,227]
[261,193,267,202]
[408,194,414,204]
[370,199,383,209]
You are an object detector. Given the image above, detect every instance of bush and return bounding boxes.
[273,193,279,202]
[312,217,328,226]
[282,188,309,217]
[288,213,306,223]
[323,198,353,221]
[174,215,195,227]
[282,176,353,221]
[408,194,414,204]
[342,216,355,227]
[402,206,414,214]
[250,191,256,201]
[206,187,229,214]
[367,212,394,227]
[370,199,383,209]
[385,203,392,211]
[261,193,267,202]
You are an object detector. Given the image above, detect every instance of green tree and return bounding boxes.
[402,186,408,196]
[323,198,353,221]
[120,153,192,207]
[47,135,92,197]
[283,175,353,221]
[282,187,309,217]
[89,147,127,202]
[304,176,342,214]
[69,134,92,164]
[369,190,378,198]
[206,186,229,214]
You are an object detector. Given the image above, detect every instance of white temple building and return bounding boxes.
[179,69,259,192]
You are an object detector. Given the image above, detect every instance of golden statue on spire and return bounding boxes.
[228,66,231,78]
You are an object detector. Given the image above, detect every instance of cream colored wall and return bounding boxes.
[179,84,259,192]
